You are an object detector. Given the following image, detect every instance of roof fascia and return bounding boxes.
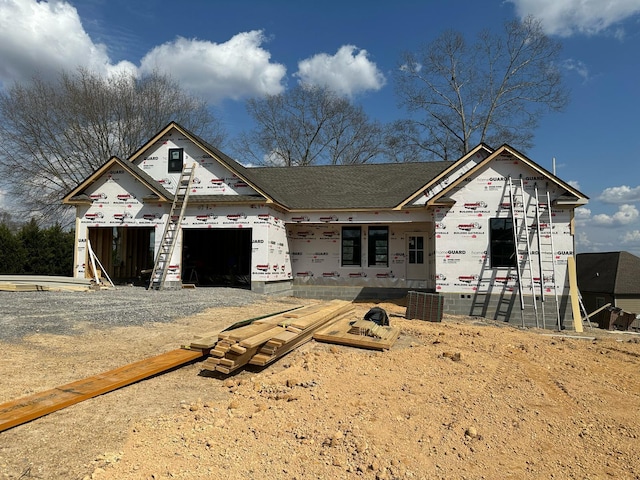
[500,144,589,203]
[63,156,122,204]
[426,144,589,207]
[395,143,494,209]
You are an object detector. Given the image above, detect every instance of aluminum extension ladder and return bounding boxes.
[533,185,562,330]
[148,164,196,290]
[508,176,539,328]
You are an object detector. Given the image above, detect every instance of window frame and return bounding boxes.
[341,226,362,267]
[367,226,389,267]
[407,234,425,265]
[489,218,516,268]
[168,148,184,173]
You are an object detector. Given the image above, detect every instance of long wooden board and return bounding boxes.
[0,348,205,433]
[567,256,584,333]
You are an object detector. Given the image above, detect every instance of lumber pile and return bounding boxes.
[0,283,50,292]
[197,300,354,374]
[313,316,400,351]
[0,275,92,292]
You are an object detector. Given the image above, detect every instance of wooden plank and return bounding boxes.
[0,348,205,433]
[239,326,286,348]
[289,301,352,329]
[218,322,275,342]
[218,358,235,367]
[252,304,327,326]
[189,330,221,350]
[268,330,299,344]
[200,358,221,371]
[249,310,353,367]
[567,256,584,333]
[214,345,261,374]
[229,344,247,354]
[0,275,91,286]
[281,304,326,318]
[314,316,400,351]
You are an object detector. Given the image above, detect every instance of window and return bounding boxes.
[341,226,361,266]
[168,148,183,173]
[490,218,516,267]
[368,226,388,267]
[408,235,424,264]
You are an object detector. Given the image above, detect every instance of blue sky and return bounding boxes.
[1,0,640,256]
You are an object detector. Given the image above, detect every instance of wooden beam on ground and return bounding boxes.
[0,348,205,433]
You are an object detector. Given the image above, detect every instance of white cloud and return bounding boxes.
[561,59,590,81]
[508,0,640,37]
[622,230,640,244]
[592,204,639,226]
[0,2,285,104]
[574,206,591,220]
[576,231,593,249]
[598,185,640,203]
[139,31,286,103]
[294,45,386,98]
[0,0,134,86]
[568,179,582,191]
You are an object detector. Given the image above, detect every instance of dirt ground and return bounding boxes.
[1,296,639,480]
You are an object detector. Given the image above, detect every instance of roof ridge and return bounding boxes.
[250,160,453,170]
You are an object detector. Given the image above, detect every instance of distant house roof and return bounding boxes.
[576,251,640,295]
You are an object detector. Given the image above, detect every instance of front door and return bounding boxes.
[406,232,428,280]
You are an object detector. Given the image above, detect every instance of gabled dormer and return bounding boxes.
[62,156,173,206]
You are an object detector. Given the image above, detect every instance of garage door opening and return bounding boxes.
[87,227,155,285]
[182,229,252,288]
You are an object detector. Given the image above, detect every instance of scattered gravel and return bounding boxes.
[0,287,270,341]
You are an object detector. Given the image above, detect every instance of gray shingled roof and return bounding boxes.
[577,251,640,295]
[182,128,455,210]
[238,162,454,210]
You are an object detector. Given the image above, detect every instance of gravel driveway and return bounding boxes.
[0,287,269,341]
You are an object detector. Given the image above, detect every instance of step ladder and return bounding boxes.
[508,176,539,328]
[148,164,196,290]
[533,186,562,330]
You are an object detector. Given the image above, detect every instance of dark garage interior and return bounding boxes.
[181,228,252,287]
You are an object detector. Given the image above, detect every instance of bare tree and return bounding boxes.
[234,85,383,166]
[392,16,569,161]
[0,68,225,222]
